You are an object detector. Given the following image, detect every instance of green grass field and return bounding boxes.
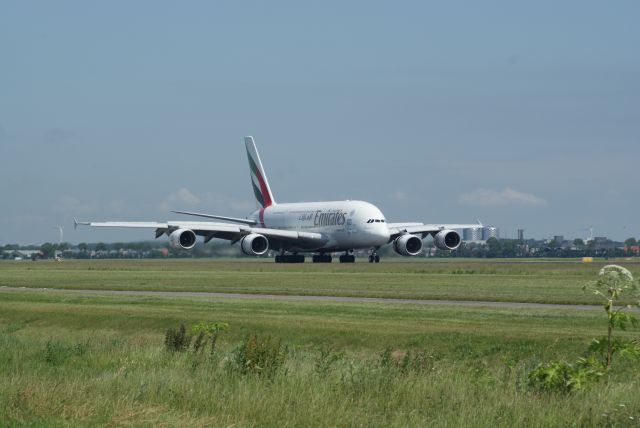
[1,258,639,304]
[1,259,639,426]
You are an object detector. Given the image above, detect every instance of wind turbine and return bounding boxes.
[582,227,594,243]
[54,226,63,244]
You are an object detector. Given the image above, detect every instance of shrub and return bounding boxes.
[163,321,229,355]
[164,324,191,353]
[232,334,287,376]
[191,321,229,356]
[192,331,206,353]
[588,337,640,363]
[527,357,603,393]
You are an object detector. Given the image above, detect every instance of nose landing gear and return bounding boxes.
[368,250,380,263]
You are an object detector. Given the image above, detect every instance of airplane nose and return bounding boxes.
[373,225,390,244]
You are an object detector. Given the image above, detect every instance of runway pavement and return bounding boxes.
[0,285,611,311]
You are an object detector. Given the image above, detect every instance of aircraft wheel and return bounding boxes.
[374,255,380,263]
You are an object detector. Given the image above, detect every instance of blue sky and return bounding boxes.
[1,1,638,244]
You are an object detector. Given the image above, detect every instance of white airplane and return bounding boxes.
[76,137,481,263]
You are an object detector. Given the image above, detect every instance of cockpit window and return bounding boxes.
[367,219,385,223]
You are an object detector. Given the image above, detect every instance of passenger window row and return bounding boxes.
[366,219,385,223]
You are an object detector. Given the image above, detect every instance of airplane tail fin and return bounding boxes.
[245,136,276,208]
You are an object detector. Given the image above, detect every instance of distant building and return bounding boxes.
[517,229,524,241]
[463,227,483,242]
[626,245,640,255]
[594,237,617,251]
[3,249,42,260]
[483,226,499,240]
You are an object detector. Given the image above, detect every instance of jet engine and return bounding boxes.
[169,228,197,250]
[240,233,269,256]
[434,229,461,251]
[393,234,423,256]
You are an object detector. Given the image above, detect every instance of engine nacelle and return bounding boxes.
[434,229,461,251]
[240,233,269,256]
[393,234,423,256]
[169,228,197,250]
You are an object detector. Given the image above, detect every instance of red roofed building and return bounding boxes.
[625,246,640,255]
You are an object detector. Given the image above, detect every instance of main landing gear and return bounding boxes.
[339,252,355,263]
[275,253,305,263]
[368,251,380,263]
[312,254,332,263]
[311,251,355,263]
[274,250,361,264]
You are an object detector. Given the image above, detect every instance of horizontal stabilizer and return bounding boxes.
[73,217,89,230]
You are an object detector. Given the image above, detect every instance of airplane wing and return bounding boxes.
[387,221,483,240]
[74,219,326,245]
[171,210,257,225]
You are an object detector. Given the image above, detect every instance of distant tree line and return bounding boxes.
[1,236,639,260]
[1,240,249,260]
[430,237,639,259]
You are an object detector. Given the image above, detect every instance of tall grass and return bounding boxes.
[2,260,640,426]
[1,329,639,427]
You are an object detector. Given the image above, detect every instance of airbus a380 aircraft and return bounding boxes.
[76,137,481,263]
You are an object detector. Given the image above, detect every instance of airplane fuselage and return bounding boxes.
[250,200,390,252]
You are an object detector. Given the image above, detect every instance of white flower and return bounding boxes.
[599,265,634,282]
